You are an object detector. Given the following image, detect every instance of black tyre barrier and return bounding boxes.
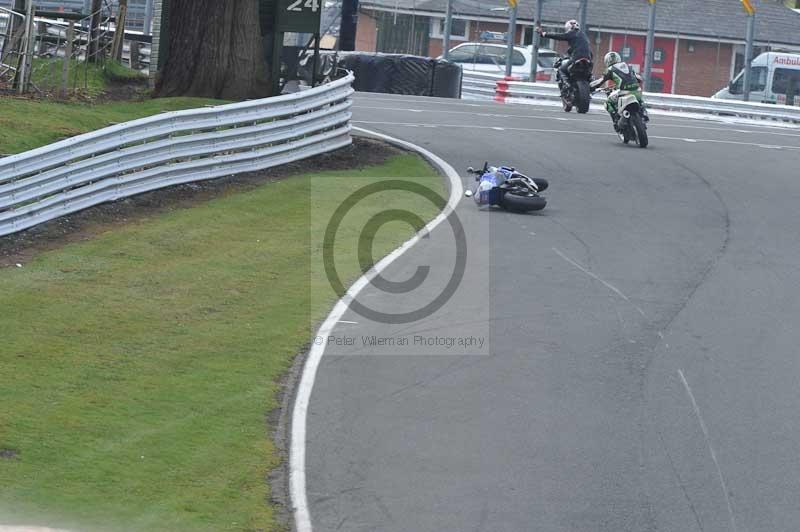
[432,61,463,99]
[338,53,463,99]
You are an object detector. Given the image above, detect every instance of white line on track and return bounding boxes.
[677,369,739,532]
[353,120,800,151]
[354,94,800,130]
[289,128,463,532]
[355,120,611,136]
[355,105,800,139]
[553,247,647,318]
[650,135,798,150]
[355,94,493,108]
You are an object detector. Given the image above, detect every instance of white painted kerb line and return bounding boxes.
[290,127,463,532]
[677,369,739,532]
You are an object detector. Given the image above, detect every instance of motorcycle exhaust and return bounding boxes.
[622,110,631,118]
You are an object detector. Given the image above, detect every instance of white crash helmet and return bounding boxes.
[564,19,580,31]
[604,51,622,68]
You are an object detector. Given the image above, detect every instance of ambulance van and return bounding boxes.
[712,52,800,105]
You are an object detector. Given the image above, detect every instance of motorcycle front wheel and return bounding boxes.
[502,192,547,213]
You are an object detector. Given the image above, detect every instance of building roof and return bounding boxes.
[362,0,800,47]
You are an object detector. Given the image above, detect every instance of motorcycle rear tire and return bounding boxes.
[576,81,591,114]
[502,193,547,213]
[631,114,649,148]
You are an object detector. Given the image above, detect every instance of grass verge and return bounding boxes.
[0,96,222,155]
[30,59,147,96]
[0,150,444,531]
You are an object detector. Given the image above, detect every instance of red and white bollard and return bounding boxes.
[494,76,519,104]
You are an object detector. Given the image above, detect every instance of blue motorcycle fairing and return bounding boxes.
[474,167,509,206]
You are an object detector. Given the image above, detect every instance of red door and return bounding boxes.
[609,34,674,93]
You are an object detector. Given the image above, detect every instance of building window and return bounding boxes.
[431,18,470,41]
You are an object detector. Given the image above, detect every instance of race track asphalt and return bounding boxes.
[303,93,800,532]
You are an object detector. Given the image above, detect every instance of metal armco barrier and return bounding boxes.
[492,78,800,124]
[0,74,355,237]
[461,71,504,101]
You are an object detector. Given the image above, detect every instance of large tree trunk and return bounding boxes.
[154,0,271,100]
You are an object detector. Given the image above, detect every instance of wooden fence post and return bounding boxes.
[61,21,75,98]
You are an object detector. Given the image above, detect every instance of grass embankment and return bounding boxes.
[30,59,148,96]
[0,96,222,155]
[0,153,444,531]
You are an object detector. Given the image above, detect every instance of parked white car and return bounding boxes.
[713,52,800,105]
[443,42,560,82]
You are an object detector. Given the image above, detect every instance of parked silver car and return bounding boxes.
[443,42,559,81]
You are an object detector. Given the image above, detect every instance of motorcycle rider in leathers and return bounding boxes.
[536,20,593,95]
[590,51,650,128]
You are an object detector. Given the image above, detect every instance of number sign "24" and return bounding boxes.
[287,0,319,12]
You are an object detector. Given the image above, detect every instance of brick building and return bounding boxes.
[356,0,800,97]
